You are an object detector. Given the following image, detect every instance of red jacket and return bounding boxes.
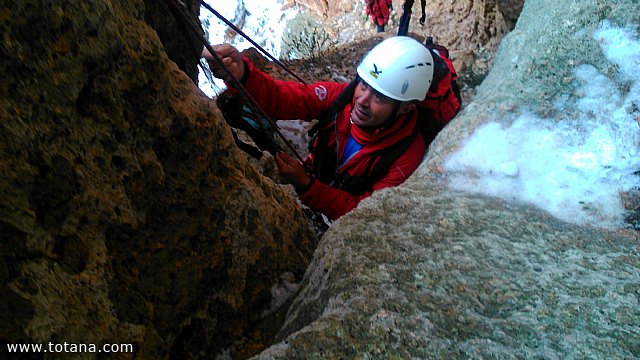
[240,60,427,220]
[366,0,393,27]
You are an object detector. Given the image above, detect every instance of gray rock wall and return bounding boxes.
[423,0,639,164]
[259,185,639,358]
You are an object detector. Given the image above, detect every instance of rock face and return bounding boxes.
[418,0,523,51]
[3,0,639,359]
[254,0,640,358]
[299,0,523,52]
[300,0,525,102]
[289,0,353,18]
[258,187,640,358]
[144,0,203,82]
[1,1,316,358]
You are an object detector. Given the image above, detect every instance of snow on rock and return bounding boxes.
[444,21,640,229]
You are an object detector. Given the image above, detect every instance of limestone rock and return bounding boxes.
[144,0,203,82]
[257,186,640,358]
[294,0,329,17]
[1,1,316,358]
[299,0,524,54]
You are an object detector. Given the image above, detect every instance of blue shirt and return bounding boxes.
[341,135,363,165]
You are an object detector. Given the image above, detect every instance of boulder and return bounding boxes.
[258,188,639,358]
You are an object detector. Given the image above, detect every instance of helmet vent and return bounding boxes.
[405,62,432,69]
[401,81,409,95]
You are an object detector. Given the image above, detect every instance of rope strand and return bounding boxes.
[200,0,308,85]
[165,0,305,162]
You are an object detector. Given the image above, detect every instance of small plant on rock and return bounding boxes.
[281,12,337,64]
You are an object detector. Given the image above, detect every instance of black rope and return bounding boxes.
[165,0,305,162]
[200,0,308,85]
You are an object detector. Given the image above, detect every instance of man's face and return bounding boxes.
[350,80,415,129]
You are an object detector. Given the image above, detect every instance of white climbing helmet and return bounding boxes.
[356,36,434,102]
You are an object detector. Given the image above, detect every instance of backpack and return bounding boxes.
[308,37,461,193]
[421,37,461,129]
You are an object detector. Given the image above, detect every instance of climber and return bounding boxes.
[365,0,393,33]
[397,0,427,36]
[202,37,435,221]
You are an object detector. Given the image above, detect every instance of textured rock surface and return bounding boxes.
[3,0,638,359]
[254,0,640,358]
[421,0,639,168]
[1,1,316,358]
[144,0,203,82]
[418,0,522,51]
[294,0,525,104]
[296,0,523,53]
[258,186,639,358]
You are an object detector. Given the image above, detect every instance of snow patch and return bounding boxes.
[445,21,640,228]
[198,0,299,97]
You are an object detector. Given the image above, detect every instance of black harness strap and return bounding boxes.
[362,117,420,187]
[317,115,420,195]
[230,130,264,160]
[216,92,280,158]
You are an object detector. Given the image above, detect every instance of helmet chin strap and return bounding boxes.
[376,100,405,132]
[386,100,404,126]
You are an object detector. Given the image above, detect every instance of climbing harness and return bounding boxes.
[165,0,305,162]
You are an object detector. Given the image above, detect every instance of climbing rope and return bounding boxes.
[200,0,308,85]
[165,0,305,162]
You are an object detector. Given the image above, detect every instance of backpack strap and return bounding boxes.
[424,38,450,93]
[424,37,462,104]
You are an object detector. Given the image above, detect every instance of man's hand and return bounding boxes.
[201,43,245,81]
[275,152,311,191]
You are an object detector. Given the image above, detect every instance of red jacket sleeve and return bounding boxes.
[239,59,346,121]
[299,134,426,220]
